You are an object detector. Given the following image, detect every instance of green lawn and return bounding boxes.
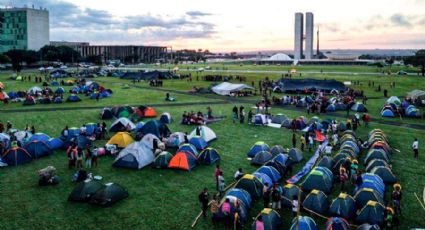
[0,67,424,229]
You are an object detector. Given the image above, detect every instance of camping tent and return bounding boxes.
[351,103,368,112]
[248,142,270,158]
[107,132,134,148]
[159,112,172,124]
[253,172,273,190]
[110,118,136,132]
[226,188,252,209]
[211,82,254,96]
[256,166,281,183]
[271,114,288,125]
[198,148,220,165]
[28,86,42,95]
[140,133,162,149]
[68,179,104,202]
[270,145,287,156]
[30,133,50,142]
[89,183,129,207]
[290,216,318,230]
[153,151,173,168]
[381,109,394,117]
[302,189,329,215]
[317,156,334,170]
[325,217,350,230]
[251,151,273,165]
[234,174,263,199]
[288,148,303,163]
[273,154,289,167]
[252,208,282,230]
[168,151,198,171]
[357,224,381,230]
[356,201,385,226]
[66,94,82,102]
[189,126,217,142]
[407,89,425,102]
[139,120,171,138]
[355,174,385,197]
[24,140,52,158]
[329,193,356,219]
[48,138,64,150]
[178,143,199,156]
[254,114,268,125]
[1,147,32,166]
[405,105,420,117]
[386,96,401,106]
[277,78,346,93]
[354,188,384,208]
[113,142,154,169]
[265,161,286,176]
[189,136,208,150]
[370,166,397,184]
[366,159,390,173]
[301,167,333,193]
[282,184,302,208]
[166,132,186,147]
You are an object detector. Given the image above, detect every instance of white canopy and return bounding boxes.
[212,82,254,96]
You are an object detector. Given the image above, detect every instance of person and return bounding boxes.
[67,144,76,169]
[80,124,87,136]
[221,198,231,230]
[232,106,238,124]
[214,165,222,191]
[234,168,244,180]
[384,89,388,98]
[239,106,245,124]
[263,183,270,208]
[248,110,253,124]
[363,113,370,128]
[350,159,359,183]
[96,92,100,102]
[85,148,92,168]
[412,138,419,158]
[292,195,299,217]
[271,184,281,210]
[210,195,219,225]
[292,132,296,148]
[207,106,213,119]
[308,134,314,152]
[325,143,333,155]
[300,135,306,151]
[76,147,84,168]
[218,172,225,197]
[339,168,348,192]
[254,215,264,230]
[0,121,4,133]
[385,207,394,229]
[92,147,98,167]
[392,183,402,216]
[198,188,209,218]
[233,200,243,230]
[6,121,12,132]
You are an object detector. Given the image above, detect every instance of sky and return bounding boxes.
[2,0,425,52]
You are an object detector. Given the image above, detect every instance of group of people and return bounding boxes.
[181,107,216,125]
[66,143,98,169]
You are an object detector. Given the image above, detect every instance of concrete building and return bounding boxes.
[294,12,304,60]
[80,45,168,64]
[50,41,89,54]
[305,12,314,59]
[0,7,49,53]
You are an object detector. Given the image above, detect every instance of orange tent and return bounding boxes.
[168,151,198,171]
[143,107,157,117]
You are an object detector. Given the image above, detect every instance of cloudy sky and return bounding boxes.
[2,0,425,52]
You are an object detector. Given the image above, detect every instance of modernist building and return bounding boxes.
[305,12,314,59]
[50,41,89,54]
[0,7,49,53]
[80,45,168,64]
[294,12,304,60]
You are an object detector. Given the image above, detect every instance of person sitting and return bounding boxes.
[234,168,244,180]
[38,166,59,186]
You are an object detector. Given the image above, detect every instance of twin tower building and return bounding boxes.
[294,12,315,60]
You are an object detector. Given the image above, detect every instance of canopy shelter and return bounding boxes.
[211,82,254,96]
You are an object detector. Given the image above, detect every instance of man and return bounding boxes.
[271,184,281,210]
[234,168,244,180]
[198,188,209,218]
[412,138,419,158]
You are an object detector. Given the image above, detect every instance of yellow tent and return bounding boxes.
[107,132,134,148]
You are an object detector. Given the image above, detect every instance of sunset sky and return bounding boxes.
[2,0,425,52]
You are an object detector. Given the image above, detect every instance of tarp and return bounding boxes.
[277,78,346,93]
[211,82,254,96]
[287,141,328,184]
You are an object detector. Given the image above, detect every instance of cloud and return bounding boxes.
[390,14,412,27]
[0,0,216,43]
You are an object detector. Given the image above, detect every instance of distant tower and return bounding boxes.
[316,27,320,58]
[305,12,314,59]
[294,13,304,60]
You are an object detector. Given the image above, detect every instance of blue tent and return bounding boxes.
[226,188,252,209]
[254,114,267,125]
[290,216,318,230]
[355,173,385,196]
[325,217,350,230]
[356,201,385,226]
[251,151,273,165]
[273,153,289,167]
[135,122,145,131]
[54,97,63,103]
[159,113,172,124]
[2,147,33,166]
[253,172,273,189]
[405,105,419,117]
[68,127,81,137]
[100,91,111,97]
[51,81,59,86]
[198,148,220,165]
[47,138,64,150]
[329,193,356,219]
[302,189,329,215]
[381,109,394,117]
[256,166,282,183]
[351,103,368,112]
[335,103,347,111]
[90,93,102,99]
[67,94,82,102]
[24,140,52,158]
[354,188,384,208]
[301,167,333,193]
[178,143,199,156]
[252,208,282,230]
[248,141,270,158]
[85,123,97,135]
[189,136,208,151]
[326,104,336,112]
[139,120,171,138]
[30,133,50,142]
[55,87,65,94]
[77,136,91,149]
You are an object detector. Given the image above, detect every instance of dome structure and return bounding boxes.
[266,53,292,61]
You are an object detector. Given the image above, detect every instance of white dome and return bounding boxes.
[267,53,292,61]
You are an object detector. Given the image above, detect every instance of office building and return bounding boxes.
[50,41,89,54]
[305,12,314,59]
[0,7,49,53]
[294,12,304,60]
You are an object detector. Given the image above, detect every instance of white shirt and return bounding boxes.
[412,141,419,150]
[292,200,299,212]
[308,136,314,144]
[234,171,243,179]
[325,146,333,154]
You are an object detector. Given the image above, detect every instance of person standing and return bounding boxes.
[218,172,225,197]
[308,134,314,152]
[392,183,402,216]
[210,195,219,225]
[248,110,253,124]
[198,188,209,218]
[412,138,419,159]
[292,132,297,148]
[76,147,84,168]
[254,215,265,230]
[85,148,92,168]
[339,168,348,192]
[300,135,306,151]
[239,106,245,124]
[232,106,238,124]
[214,165,222,192]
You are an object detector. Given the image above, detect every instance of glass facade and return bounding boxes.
[0,10,28,53]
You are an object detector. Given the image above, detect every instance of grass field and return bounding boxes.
[0,65,424,230]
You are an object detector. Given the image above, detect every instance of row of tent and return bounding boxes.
[100,106,159,122]
[247,141,303,166]
[0,132,64,166]
[381,96,420,118]
[274,78,347,93]
[68,180,128,207]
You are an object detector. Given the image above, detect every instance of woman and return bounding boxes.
[76,148,84,169]
[85,148,92,168]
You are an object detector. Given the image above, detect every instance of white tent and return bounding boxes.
[113,142,154,169]
[110,118,136,132]
[141,134,162,149]
[212,82,254,96]
[27,86,42,94]
[189,126,217,142]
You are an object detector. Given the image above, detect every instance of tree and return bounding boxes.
[385,58,394,70]
[39,45,60,62]
[0,54,11,64]
[4,49,26,72]
[85,55,102,65]
[405,50,425,76]
[23,50,40,66]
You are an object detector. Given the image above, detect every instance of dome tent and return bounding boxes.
[370,166,397,184]
[109,118,136,132]
[256,166,281,183]
[152,151,173,168]
[68,179,105,202]
[270,145,287,156]
[251,151,273,165]
[290,216,318,230]
[178,143,199,156]
[24,140,52,159]
[354,188,384,208]
[189,136,208,151]
[168,151,198,171]
[89,183,129,207]
[253,172,273,190]
[2,147,32,166]
[234,174,263,200]
[188,126,217,143]
[301,167,333,193]
[107,132,134,148]
[302,189,329,215]
[325,217,350,230]
[356,201,385,226]
[252,208,282,230]
[140,133,162,149]
[198,148,220,165]
[329,193,356,219]
[113,142,154,169]
[288,148,303,163]
[281,184,302,208]
[248,141,270,158]
[139,120,171,138]
[226,188,252,209]
[166,132,186,147]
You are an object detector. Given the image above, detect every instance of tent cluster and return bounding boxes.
[100,106,158,121]
[274,78,347,94]
[381,96,420,118]
[68,179,128,207]
[1,132,64,166]
[110,124,219,171]
[120,70,177,80]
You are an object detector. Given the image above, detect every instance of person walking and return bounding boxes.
[412,138,419,159]
[392,183,402,216]
[198,188,209,218]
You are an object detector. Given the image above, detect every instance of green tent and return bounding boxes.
[153,151,173,168]
[89,183,129,207]
[68,180,104,202]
